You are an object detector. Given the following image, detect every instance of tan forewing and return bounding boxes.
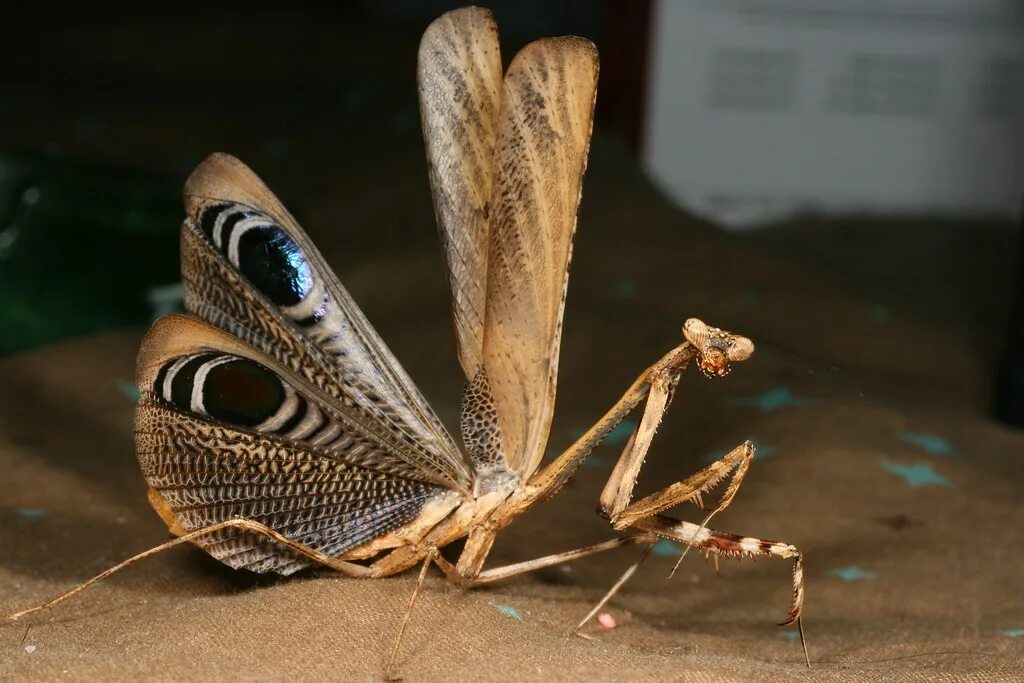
[482,38,599,479]
[417,6,502,379]
[181,153,473,491]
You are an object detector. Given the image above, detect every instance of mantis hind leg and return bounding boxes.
[3,517,397,623]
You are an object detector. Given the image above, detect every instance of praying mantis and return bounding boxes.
[4,7,807,677]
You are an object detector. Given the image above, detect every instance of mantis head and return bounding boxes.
[683,318,754,378]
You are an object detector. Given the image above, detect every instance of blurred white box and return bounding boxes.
[643,0,1024,229]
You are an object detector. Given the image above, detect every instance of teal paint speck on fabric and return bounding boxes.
[729,387,815,413]
[898,431,957,457]
[116,378,141,401]
[1003,629,1024,638]
[828,566,877,581]
[581,455,609,469]
[604,419,636,446]
[652,539,680,556]
[880,460,954,488]
[493,604,523,621]
[16,508,47,518]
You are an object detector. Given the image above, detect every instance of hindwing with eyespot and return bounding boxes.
[197,203,317,313]
[149,343,436,481]
[136,400,443,575]
[180,154,475,491]
[135,317,447,574]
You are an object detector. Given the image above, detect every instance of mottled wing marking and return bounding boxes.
[459,368,506,468]
[181,155,474,490]
[418,6,502,380]
[418,8,513,474]
[482,38,599,479]
[136,402,441,575]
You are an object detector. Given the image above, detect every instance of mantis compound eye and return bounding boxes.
[726,336,754,362]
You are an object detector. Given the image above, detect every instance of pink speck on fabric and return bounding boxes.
[597,612,617,629]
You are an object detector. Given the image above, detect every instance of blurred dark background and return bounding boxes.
[1,0,1021,429]
[0,1,647,351]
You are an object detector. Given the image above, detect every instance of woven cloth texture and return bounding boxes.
[2,139,1022,679]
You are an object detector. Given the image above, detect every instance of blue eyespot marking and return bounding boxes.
[237,224,314,307]
[198,203,315,307]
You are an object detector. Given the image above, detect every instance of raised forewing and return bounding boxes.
[483,38,599,479]
[135,315,445,575]
[417,6,502,379]
[181,153,473,491]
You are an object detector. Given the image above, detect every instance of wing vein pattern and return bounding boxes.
[135,333,446,575]
[481,37,599,479]
[419,9,598,480]
[180,154,473,491]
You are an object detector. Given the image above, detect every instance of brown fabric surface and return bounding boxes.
[3,10,1023,678]
[2,158,1023,679]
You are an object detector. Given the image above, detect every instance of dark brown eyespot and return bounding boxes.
[157,353,285,427]
[202,358,285,426]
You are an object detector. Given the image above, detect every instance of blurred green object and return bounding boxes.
[0,151,183,356]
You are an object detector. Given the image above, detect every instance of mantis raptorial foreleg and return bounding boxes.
[553,319,810,666]
[588,377,809,663]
